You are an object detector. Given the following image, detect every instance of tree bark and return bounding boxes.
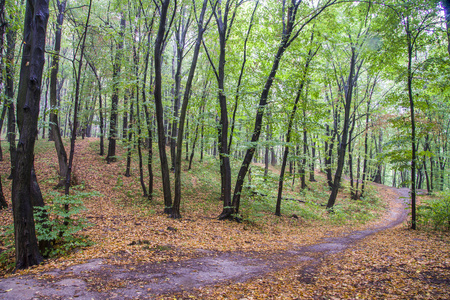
[5,13,17,179]
[326,47,357,209]
[406,17,417,229]
[106,13,125,163]
[233,0,305,216]
[49,0,68,187]
[172,0,208,219]
[13,0,50,269]
[154,0,173,213]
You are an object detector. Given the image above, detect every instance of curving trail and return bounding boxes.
[0,187,410,299]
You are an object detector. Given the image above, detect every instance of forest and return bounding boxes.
[0,0,449,298]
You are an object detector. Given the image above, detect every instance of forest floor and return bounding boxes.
[0,138,449,299]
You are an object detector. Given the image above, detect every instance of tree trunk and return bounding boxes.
[49,0,68,187]
[228,1,259,154]
[154,0,173,213]
[172,0,208,219]
[233,1,314,216]
[5,15,17,179]
[41,75,49,139]
[309,136,316,182]
[64,0,92,229]
[13,0,50,269]
[125,91,133,177]
[106,13,125,163]
[326,47,357,209]
[189,121,200,171]
[406,18,417,229]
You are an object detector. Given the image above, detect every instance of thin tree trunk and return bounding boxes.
[228,0,259,153]
[41,75,49,139]
[310,136,316,182]
[326,47,357,209]
[65,0,92,218]
[154,0,173,213]
[407,17,417,229]
[49,0,68,187]
[106,13,125,163]
[275,40,315,215]
[125,92,133,177]
[172,0,208,219]
[5,16,17,179]
[87,59,104,155]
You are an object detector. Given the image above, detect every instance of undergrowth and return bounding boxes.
[417,191,450,231]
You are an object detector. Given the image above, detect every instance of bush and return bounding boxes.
[34,190,98,257]
[417,192,450,231]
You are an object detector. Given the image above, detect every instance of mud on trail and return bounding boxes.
[0,187,410,299]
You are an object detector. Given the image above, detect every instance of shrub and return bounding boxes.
[34,189,99,257]
[417,192,450,231]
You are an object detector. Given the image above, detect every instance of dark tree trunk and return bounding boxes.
[106,13,125,163]
[309,136,316,182]
[348,113,356,199]
[406,18,417,229]
[185,116,189,161]
[275,33,316,215]
[41,75,49,139]
[189,121,200,170]
[13,0,50,269]
[154,0,173,213]
[200,103,205,162]
[141,11,155,201]
[64,0,92,229]
[5,15,17,179]
[0,2,6,191]
[264,124,269,180]
[205,0,236,219]
[326,47,357,209]
[49,0,68,187]
[234,0,317,216]
[324,121,335,189]
[372,131,383,184]
[275,87,303,216]
[424,135,432,194]
[172,0,208,219]
[170,12,190,171]
[87,60,104,155]
[360,99,370,198]
[0,176,6,209]
[122,93,128,141]
[228,1,259,154]
[125,91,133,178]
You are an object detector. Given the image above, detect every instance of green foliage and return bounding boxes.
[34,189,99,257]
[0,225,15,271]
[328,185,384,225]
[416,192,450,231]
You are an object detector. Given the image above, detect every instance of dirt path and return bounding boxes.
[0,187,410,299]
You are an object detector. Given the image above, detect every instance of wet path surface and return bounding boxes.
[0,188,410,299]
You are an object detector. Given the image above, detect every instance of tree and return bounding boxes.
[106,12,125,163]
[49,0,69,187]
[154,0,174,214]
[172,0,210,219]
[400,0,440,229]
[12,0,50,269]
[231,0,337,218]
[276,32,318,216]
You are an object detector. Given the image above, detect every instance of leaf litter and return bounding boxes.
[0,138,448,299]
